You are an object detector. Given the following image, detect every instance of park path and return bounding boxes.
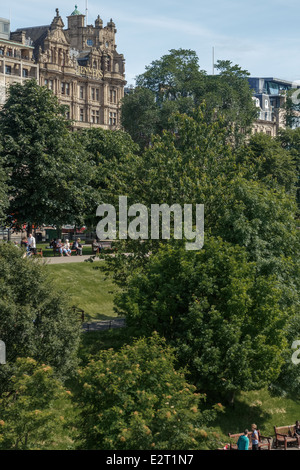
[42,254,102,265]
[82,318,126,332]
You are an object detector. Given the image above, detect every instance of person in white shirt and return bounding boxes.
[27,233,36,255]
[63,239,71,256]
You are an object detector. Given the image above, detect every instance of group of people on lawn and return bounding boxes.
[50,238,82,256]
[18,235,103,257]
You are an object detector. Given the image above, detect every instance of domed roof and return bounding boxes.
[70,5,82,16]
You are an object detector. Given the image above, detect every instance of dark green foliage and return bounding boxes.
[115,238,289,395]
[0,80,93,229]
[122,50,258,148]
[0,243,81,390]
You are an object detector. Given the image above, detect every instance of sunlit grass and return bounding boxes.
[46,262,120,321]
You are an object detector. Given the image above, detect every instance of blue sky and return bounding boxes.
[4,0,300,85]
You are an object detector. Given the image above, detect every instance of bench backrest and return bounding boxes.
[274,425,296,436]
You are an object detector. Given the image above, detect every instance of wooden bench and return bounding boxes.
[53,247,77,257]
[274,425,300,450]
[228,430,272,450]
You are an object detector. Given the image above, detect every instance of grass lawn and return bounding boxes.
[46,262,120,321]
[210,388,300,445]
[36,242,93,258]
[76,327,300,447]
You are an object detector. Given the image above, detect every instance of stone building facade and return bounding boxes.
[0,17,39,105]
[13,6,126,129]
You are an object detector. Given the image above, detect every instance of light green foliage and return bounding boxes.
[76,333,221,450]
[0,243,81,389]
[0,358,74,450]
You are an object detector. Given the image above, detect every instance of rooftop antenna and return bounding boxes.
[85,0,88,26]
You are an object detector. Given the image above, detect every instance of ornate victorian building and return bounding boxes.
[0,17,39,105]
[14,6,126,129]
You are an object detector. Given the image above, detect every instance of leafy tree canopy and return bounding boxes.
[0,80,94,230]
[122,50,258,148]
[0,358,74,450]
[0,242,81,391]
[76,333,222,450]
[115,239,290,398]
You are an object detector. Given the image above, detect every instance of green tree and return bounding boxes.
[0,242,81,390]
[0,80,93,232]
[122,50,257,147]
[120,87,160,149]
[0,358,75,450]
[76,333,221,450]
[75,126,140,228]
[101,106,299,293]
[135,49,206,102]
[115,239,290,401]
[236,132,297,194]
[277,127,300,209]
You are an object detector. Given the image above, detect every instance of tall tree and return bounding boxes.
[121,50,257,148]
[0,80,93,232]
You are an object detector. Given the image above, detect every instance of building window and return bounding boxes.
[91,109,100,124]
[49,80,54,90]
[6,49,12,57]
[96,88,100,101]
[109,112,117,126]
[65,83,70,96]
[0,49,4,56]
[5,65,11,75]
[22,68,28,78]
[91,88,95,100]
[79,108,84,122]
[65,107,70,120]
[79,86,84,99]
[110,89,117,103]
[61,82,65,94]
